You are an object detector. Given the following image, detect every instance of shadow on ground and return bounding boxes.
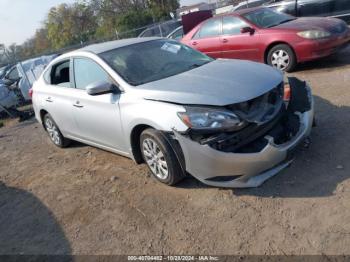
[178,95,350,198]
[0,182,72,256]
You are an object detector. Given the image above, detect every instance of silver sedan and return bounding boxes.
[32,37,314,188]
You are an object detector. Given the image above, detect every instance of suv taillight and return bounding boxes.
[29,88,33,98]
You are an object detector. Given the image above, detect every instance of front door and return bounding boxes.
[189,18,223,59]
[71,57,126,151]
[220,16,261,62]
[41,59,78,136]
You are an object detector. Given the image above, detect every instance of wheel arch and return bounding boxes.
[39,109,49,130]
[129,123,187,174]
[264,41,297,64]
[130,124,154,164]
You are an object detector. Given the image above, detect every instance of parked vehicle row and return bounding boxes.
[32,38,314,188]
[0,64,13,80]
[233,0,270,12]
[234,0,350,24]
[265,0,350,24]
[181,7,350,71]
[0,55,57,114]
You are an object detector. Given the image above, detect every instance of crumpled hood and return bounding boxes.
[137,59,283,106]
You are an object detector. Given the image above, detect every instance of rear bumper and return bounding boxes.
[295,31,350,62]
[174,80,314,188]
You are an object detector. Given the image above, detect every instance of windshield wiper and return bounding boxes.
[267,18,296,28]
[188,61,210,70]
[188,63,202,69]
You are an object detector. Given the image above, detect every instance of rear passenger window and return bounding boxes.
[73,58,110,90]
[194,18,222,39]
[51,60,71,88]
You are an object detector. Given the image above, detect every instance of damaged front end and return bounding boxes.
[173,77,314,188]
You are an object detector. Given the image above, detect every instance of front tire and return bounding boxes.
[140,128,184,186]
[43,114,70,148]
[267,44,296,72]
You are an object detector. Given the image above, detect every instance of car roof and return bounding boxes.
[79,37,162,54]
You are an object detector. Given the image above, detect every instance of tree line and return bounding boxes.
[0,0,179,65]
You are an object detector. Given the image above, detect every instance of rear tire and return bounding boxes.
[267,44,297,72]
[140,128,185,186]
[43,114,70,148]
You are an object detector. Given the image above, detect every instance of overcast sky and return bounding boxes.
[0,0,199,46]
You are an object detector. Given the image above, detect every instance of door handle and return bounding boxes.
[192,41,197,46]
[222,38,228,43]
[46,97,53,102]
[73,101,84,108]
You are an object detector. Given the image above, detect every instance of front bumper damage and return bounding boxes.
[173,78,314,188]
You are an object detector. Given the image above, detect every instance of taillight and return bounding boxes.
[29,88,33,98]
[284,83,291,102]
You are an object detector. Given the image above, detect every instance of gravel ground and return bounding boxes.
[1,47,350,255]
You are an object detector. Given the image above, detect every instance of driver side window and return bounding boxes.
[222,16,249,35]
[73,58,110,90]
[194,18,222,39]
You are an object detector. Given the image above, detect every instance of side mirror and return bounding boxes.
[86,81,119,96]
[240,27,255,35]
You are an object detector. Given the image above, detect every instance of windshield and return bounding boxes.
[242,8,295,28]
[100,39,213,86]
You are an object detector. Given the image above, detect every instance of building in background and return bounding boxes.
[176,0,245,17]
[176,2,213,17]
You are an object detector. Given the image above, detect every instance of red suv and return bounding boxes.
[181,7,350,71]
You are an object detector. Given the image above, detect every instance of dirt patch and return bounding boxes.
[1,47,350,255]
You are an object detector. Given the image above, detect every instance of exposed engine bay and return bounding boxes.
[180,77,312,153]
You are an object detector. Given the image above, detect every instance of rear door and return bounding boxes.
[70,57,125,151]
[189,18,223,58]
[40,59,78,136]
[220,16,261,61]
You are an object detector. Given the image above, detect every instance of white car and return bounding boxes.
[32,38,314,188]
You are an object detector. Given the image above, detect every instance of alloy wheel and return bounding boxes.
[271,50,290,71]
[45,118,61,145]
[142,138,169,180]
